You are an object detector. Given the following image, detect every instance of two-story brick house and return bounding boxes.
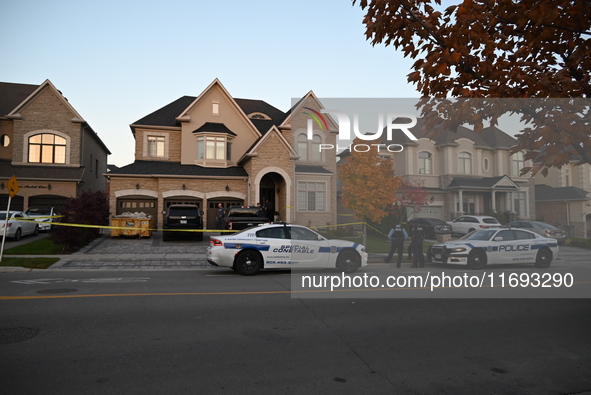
[339,120,535,222]
[533,162,591,237]
[107,79,338,229]
[0,80,111,211]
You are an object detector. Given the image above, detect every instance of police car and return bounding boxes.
[430,228,559,269]
[207,223,368,275]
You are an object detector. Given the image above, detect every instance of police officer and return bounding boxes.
[411,221,425,268]
[384,222,408,268]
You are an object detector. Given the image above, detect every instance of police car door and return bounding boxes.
[494,229,530,264]
[288,226,330,268]
[255,225,291,268]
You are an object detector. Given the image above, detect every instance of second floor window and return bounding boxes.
[458,152,472,174]
[197,136,230,161]
[297,134,321,162]
[148,136,165,157]
[28,133,66,164]
[512,152,524,176]
[418,151,432,174]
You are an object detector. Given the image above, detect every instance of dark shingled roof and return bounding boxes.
[0,82,39,117]
[131,96,287,136]
[108,160,248,177]
[133,96,194,127]
[382,118,517,149]
[535,184,589,201]
[192,122,236,136]
[447,176,519,190]
[295,165,333,174]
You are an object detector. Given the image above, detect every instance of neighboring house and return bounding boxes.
[533,162,591,237]
[338,121,535,223]
[0,80,111,211]
[107,79,338,229]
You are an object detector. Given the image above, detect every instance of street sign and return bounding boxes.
[7,175,19,198]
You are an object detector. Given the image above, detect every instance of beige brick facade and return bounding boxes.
[0,80,110,211]
[108,79,338,231]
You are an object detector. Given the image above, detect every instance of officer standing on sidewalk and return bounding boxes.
[384,222,408,268]
[411,221,425,268]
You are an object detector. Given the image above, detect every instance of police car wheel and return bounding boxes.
[534,248,552,268]
[235,250,263,275]
[467,249,487,269]
[337,250,360,273]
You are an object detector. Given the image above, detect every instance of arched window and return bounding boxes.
[458,152,472,174]
[418,151,432,174]
[28,133,67,164]
[297,134,308,161]
[310,135,321,162]
[297,134,322,162]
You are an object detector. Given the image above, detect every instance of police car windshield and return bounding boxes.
[460,229,497,241]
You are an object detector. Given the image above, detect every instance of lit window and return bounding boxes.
[458,152,472,174]
[197,136,229,160]
[418,151,432,174]
[512,152,524,176]
[297,182,325,211]
[148,136,165,157]
[28,133,66,164]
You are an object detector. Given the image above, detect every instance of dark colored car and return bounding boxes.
[506,221,566,244]
[162,204,204,241]
[408,218,452,239]
[224,206,269,231]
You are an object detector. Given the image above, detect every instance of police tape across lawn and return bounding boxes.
[300,271,574,293]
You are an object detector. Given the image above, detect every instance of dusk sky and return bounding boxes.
[2,0,426,166]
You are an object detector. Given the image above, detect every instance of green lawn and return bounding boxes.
[3,237,65,255]
[0,257,60,269]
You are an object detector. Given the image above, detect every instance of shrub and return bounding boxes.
[51,191,109,251]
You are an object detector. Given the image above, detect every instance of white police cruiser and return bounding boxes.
[207,223,368,275]
[430,228,559,269]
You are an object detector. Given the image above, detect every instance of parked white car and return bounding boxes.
[207,223,368,275]
[24,206,59,231]
[0,211,39,240]
[447,215,501,235]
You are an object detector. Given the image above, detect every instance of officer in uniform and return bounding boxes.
[411,221,425,268]
[384,223,408,268]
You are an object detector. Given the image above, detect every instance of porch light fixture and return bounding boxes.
[47,184,52,191]
[225,185,230,191]
[136,183,140,189]
[182,184,186,190]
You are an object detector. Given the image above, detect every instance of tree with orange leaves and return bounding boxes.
[354,0,591,174]
[338,139,402,223]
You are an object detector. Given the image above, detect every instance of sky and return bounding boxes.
[0,0,423,166]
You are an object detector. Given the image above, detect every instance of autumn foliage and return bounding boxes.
[339,139,402,223]
[354,0,591,173]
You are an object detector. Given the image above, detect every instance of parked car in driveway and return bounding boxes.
[162,204,204,241]
[224,206,269,232]
[408,218,452,239]
[447,215,501,236]
[0,211,39,240]
[506,221,566,244]
[24,206,60,231]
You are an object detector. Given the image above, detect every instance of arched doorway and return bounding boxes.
[259,172,286,222]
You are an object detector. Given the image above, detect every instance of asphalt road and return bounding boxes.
[1,269,591,394]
